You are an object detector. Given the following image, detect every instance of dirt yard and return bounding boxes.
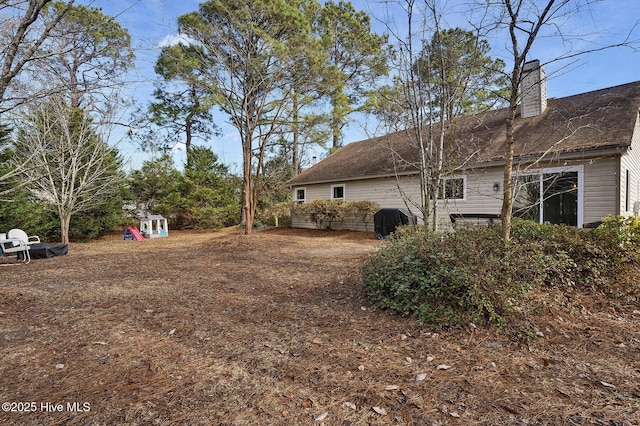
[1,227,639,425]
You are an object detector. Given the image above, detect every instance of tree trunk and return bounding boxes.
[292,91,300,175]
[242,134,254,235]
[330,88,345,151]
[184,84,199,156]
[70,71,80,109]
[501,68,521,243]
[501,109,516,242]
[59,209,72,245]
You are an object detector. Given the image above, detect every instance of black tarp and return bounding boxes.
[373,208,412,240]
[29,243,68,259]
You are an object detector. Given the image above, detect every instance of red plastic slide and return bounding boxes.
[123,226,145,241]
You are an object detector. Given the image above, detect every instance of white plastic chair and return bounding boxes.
[8,228,40,245]
[0,238,30,265]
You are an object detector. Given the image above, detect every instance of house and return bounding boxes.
[286,60,640,232]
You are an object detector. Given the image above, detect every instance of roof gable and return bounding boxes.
[288,81,640,186]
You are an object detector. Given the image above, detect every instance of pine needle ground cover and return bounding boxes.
[1,228,639,424]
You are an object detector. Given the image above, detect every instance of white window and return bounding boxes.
[431,176,466,201]
[442,176,465,200]
[331,184,345,200]
[294,187,306,203]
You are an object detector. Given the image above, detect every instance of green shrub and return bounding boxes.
[295,199,379,230]
[510,218,623,293]
[256,202,293,227]
[361,226,534,329]
[362,218,640,330]
[342,200,380,231]
[592,215,640,255]
[190,205,240,229]
[296,199,346,229]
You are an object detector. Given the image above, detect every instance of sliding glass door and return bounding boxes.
[513,168,581,227]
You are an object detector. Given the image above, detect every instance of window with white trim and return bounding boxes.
[513,168,580,226]
[431,176,466,200]
[442,177,465,200]
[331,184,345,200]
[294,188,306,204]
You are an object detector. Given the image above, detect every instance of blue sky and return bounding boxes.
[86,0,640,171]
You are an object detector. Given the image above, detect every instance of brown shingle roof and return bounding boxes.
[287,80,640,186]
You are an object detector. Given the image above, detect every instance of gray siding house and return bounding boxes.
[287,62,640,232]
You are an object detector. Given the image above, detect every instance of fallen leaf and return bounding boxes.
[600,381,616,388]
[385,385,399,390]
[92,341,107,345]
[436,364,452,370]
[415,373,427,381]
[302,398,314,408]
[449,411,461,418]
[372,406,387,415]
[315,411,328,421]
[343,402,356,410]
[357,365,365,371]
[426,356,434,362]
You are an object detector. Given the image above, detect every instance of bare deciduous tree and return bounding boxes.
[0,0,75,113]
[0,0,76,195]
[36,1,134,110]
[11,95,123,244]
[372,0,506,232]
[484,0,639,241]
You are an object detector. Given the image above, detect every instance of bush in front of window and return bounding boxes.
[361,218,640,331]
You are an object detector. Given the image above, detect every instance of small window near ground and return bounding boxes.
[332,184,345,200]
[295,188,306,203]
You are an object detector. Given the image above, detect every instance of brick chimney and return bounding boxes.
[520,60,547,118]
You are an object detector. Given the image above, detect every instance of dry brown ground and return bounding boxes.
[0,227,639,426]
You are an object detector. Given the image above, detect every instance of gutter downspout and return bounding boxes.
[615,153,623,216]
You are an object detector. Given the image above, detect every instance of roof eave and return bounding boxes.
[286,169,419,187]
[287,145,629,187]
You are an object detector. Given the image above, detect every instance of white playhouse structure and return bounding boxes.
[139,215,168,238]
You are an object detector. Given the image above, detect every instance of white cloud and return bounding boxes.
[157,33,193,48]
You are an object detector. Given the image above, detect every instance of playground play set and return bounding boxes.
[124,215,168,241]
